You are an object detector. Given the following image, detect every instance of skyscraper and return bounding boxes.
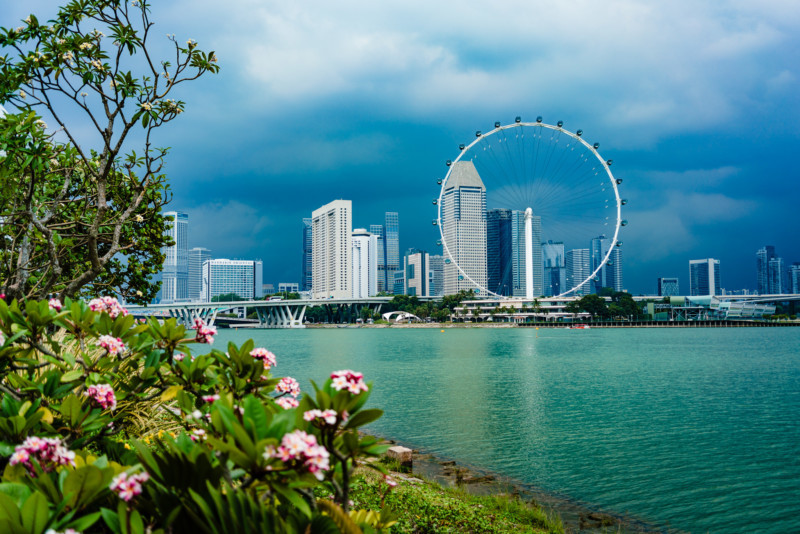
[429,254,444,296]
[657,277,680,297]
[590,235,608,294]
[160,211,189,303]
[301,218,313,292]
[606,247,624,292]
[542,240,565,296]
[202,259,263,301]
[351,228,378,298]
[384,212,400,294]
[487,209,513,296]
[442,161,487,295]
[188,247,211,302]
[689,258,720,296]
[404,249,430,297]
[768,257,786,294]
[565,249,591,296]
[756,246,775,295]
[791,263,800,294]
[369,224,385,293]
[311,200,352,299]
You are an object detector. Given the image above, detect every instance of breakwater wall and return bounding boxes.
[520,319,798,328]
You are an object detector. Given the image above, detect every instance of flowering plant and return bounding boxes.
[0,296,390,533]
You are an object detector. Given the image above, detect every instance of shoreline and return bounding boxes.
[378,436,671,534]
[305,320,798,329]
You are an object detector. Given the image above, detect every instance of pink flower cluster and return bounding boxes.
[331,370,369,395]
[275,397,299,410]
[275,377,300,397]
[48,298,63,311]
[45,529,79,534]
[110,471,150,502]
[250,348,277,370]
[84,384,117,410]
[202,394,220,403]
[97,335,125,356]
[193,319,216,344]
[88,296,128,318]
[10,436,76,475]
[264,430,330,480]
[303,409,338,425]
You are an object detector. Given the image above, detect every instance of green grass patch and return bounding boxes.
[348,467,564,534]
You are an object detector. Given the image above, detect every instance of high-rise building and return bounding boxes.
[392,270,405,296]
[369,224,385,293]
[442,161,487,295]
[756,246,775,295]
[791,263,800,294]
[542,240,565,296]
[429,255,444,296]
[689,258,721,296]
[512,210,542,297]
[278,282,299,293]
[352,228,378,298]
[384,213,400,294]
[301,218,313,292]
[202,259,263,301]
[590,235,607,294]
[487,209,513,296]
[565,249,591,296]
[606,247,624,292]
[404,249,430,296]
[160,211,189,303]
[188,247,211,302]
[657,277,680,297]
[311,200,352,299]
[768,257,786,294]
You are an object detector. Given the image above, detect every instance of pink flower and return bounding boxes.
[174,353,186,361]
[263,430,330,480]
[275,377,300,398]
[250,348,277,369]
[110,471,150,502]
[48,298,63,311]
[385,474,398,488]
[84,384,117,410]
[193,319,216,344]
[190,428,207,442]
[88,296,128,318]
[201,394,220,403]
[97,335,125,356]
[10,436,75,475]
[303,409,338,425]
[330,370,369,395]
[275,397,299,409]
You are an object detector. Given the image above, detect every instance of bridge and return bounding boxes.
[126,297,394,328]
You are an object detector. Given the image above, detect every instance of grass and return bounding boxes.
[345,459,564,534]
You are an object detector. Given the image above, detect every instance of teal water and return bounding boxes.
[214,327,800,533]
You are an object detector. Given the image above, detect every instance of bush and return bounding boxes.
[0,297,391,533]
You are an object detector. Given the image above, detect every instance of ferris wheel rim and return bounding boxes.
[436,120,623,299]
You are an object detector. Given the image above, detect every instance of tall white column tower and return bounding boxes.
[524,207,534,299]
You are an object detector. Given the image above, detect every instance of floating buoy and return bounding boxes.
[441,329,445,333]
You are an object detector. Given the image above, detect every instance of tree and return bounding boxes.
[564,300,581,318]
[440,289,475,312]
[0,0,219,303]
[576,294,609,319]
[215,293,242,304]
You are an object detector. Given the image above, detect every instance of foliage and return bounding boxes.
[0,297,390,533]
[0,0,219,303]
[210,293,243,303]
[348,467,563,534]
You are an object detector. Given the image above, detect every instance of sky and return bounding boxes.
[4,0,800,295]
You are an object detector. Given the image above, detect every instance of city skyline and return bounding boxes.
[8,2,797,295]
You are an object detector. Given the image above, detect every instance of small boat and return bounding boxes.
[569,324,591,329]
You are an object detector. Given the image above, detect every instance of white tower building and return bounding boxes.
[352,228,378,298]
[311,200,352,299]
[160,211,189,303]
[442,161,487,296]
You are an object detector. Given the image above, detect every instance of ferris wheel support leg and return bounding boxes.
[524,207,534,300]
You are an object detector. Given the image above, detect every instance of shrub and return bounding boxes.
[0,297,390,533]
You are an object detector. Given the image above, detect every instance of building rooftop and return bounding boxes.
[445,160,486,191]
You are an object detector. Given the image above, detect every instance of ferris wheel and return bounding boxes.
[434,117,626,299]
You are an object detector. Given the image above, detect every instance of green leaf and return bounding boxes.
[272,484,311,519]
[344,409,383,430]
[0,491,22,525]
[65,510,102,531]
[60,370,83,383]
[0,484,31,507]
[63,465,104,509]
[20,491,49,534]
[100,507,121,534]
